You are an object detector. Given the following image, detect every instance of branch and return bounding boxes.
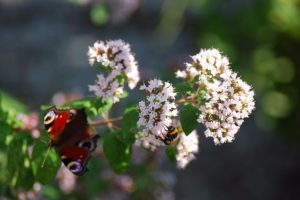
[89,117,123,127]
[176,96,198,105]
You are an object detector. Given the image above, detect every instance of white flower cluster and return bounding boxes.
[136,79,178,151]
[87,40,140,102]
[176,49,255,145]
[176,48,231,81]
[89,74,124,103]
[176,130,199,169]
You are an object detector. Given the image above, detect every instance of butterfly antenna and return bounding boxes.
[41,145,51,168]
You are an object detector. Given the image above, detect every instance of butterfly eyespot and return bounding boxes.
[44,110,56,125]
[67,161,83,174]
[78,135,99,152]
[78,140,94,152]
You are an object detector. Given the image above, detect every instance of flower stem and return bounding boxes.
[176,96,198,105]
[89,117,123,127]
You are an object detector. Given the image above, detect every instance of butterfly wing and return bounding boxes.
[44,107,90,146]
[44,107,70,144]
[59,135,99,176]
[59,145,89,176]
[77,135,100,152]
[44,107,99,175]
[56,108,91,146]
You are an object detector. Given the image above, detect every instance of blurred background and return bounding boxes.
[0,0,300,199]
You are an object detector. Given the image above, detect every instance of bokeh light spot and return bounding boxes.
[90,5,109,26]
[272,57,295,83]
[262,90,293,118]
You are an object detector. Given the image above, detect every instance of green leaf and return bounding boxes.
[120,106,139,144]
[82,158,108,197]
[0,90,28,113]
[197,89,208,104]
[0,151,8,183]
[103,131,131,174]
[64,97,113,116]
[165,146,177,163]
[192,75,200,83]
[115,74,125,85]
[31,139,60,184]
[119,91,128,99]
[6,134,34,189]
[42,185,60,200]
[94,98,113,115]
[175,82,193,97]
[63,98,89,107]
[0,90,28,127]
[7,137,23,188]
[17,167,35,190]
[0,122,10,147]
[40,104,53,111]
[180,104,200,135]
[96,64,108,71]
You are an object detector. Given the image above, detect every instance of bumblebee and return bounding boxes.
[161,126,179,145]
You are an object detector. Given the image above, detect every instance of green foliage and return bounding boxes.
[0,90,28,113]
[31,137,60,184]
[198,89,207,104]
[0,90,27,128]
[0,91,60,194]
[96,64,108,71]
[192,75,200,83]
[175,82,193,98]
[42,185,60,200]
[165,146,177,163]
[0,91,36,191]
[116,74,126,85]
[64,97,113,117]
[6,134,34,190]
[2,0,300,197]
[131,165,157,200]
[0,122,10,147]
[180,104,200,135]
[120,105,139,144]
[103,131,132,174]
[119,90,129,99]
[82,158,108,198]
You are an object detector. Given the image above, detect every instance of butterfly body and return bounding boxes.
[44,107,98,176]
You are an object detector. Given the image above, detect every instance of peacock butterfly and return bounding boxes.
[43,106,99,176]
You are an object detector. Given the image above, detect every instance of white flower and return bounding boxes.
[176,130,199,169]
[177,48,255,145]
[135,79,178,150]
[175,70,187,79]
[89,74,123,103]
[135,130,165,151]
[87,40,140,89]
[107,40,140,89]
[176,48,231,82]
[197,71,255,145]
[87,40,106,66]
